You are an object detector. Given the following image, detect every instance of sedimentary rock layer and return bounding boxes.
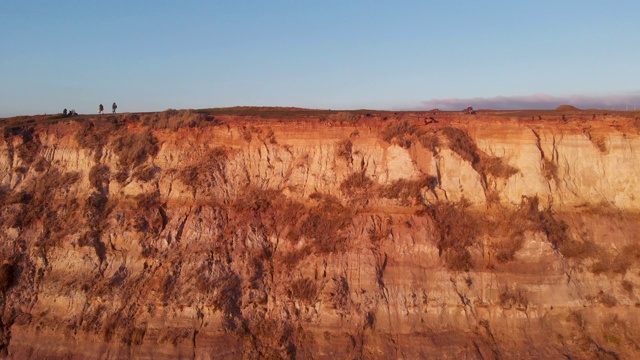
[1,109,639,359]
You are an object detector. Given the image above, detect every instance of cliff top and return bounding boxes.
[3,106,640,130]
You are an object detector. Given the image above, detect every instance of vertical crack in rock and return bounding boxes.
[531,128,545,159]
[433,156,447,201]
[158,206,169,232]
[174,210,190,244]
[449,277,476,321]
[374,251,389,304]
[474,319,502,360]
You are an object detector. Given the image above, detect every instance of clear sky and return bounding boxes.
[1,0,640,116]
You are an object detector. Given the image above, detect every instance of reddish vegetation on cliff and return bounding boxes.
[1,107,640,359]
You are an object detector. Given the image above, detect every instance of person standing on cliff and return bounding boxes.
[99,104,104,114]
[112,102,117,114]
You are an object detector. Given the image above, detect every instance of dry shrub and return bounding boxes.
[557,239,598,260]
[8,191,31,205]
[0,186,8,206]
[60,171,82,186]
[339,171,373,195]
[516,197,596,261]
[267,129,277,144]
[232,187,282,215]
[440,127,478,163]
[78,229,107,262]
[177,147,228,190]
[258,129,277,145]
[228,188,305,265]
[132,165,159,182]
[418,133,439,154]
[540,210,571,251]
[18,169,81,229]
[122,327,146,346]
[298,194,353,253]
[279,249,313,270]
[142,109,206,130]
[492,197,586,263]
[131,194,164,232]
[135,191,160,210]
[367,215,392,243]
[16,136,41,165]
[262,195,306,239]
[156,327,192,346]
[177,166,198,188]
[517,196,572,253]
[327,111,359,124]
[75,120,117,150]
[424,200,479,271]
[242,317,297,359]
[211,271,242,319]
[587,290,617,308]
[229,188,354,267]
[488,202,539,262]
[591,244,640,275]
[81,175,110,261]
[114,170,129,184]
[440,127,517,180]
[381,120,424,148]
[600,293,618,308]
[495,235,525,262]
[331,275,350,312]
[443,250,473,273]
[33,157,49,172]
[378,175,436,203]
[13,166,28,175]
[498,286,528,309]
[0,261,16,293]
[542,158,558,181]
[584,129,608,153]
[86,191,108,216]
[229,187,304,252]
[111,130,158,168]
[89,164,110,189]
[634,117,640,131]
[591,137,608,153]
[241,127,252,142]
[485,190,502,205]
[618,243,640,268]
[478,155,518,178]
[336,139,353,162]
[289,278,318,304]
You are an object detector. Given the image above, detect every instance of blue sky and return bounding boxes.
[1,1,639,116]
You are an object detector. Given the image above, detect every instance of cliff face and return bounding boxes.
[1,109,640,359]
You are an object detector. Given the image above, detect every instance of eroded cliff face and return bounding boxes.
[1,109,640,359]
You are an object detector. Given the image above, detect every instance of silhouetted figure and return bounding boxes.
[99,104,104,114]
[112,102,117,114]
[63,108,68,117]
[69,109,77,116]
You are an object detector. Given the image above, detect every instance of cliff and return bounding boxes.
[1,108,640,359]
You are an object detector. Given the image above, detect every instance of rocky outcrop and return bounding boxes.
[1,109,639,359]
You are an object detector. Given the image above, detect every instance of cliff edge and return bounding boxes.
[1,108,640,359]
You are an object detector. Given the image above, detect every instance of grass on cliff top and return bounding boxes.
[5,106,640,129]
[196,106,397,120]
